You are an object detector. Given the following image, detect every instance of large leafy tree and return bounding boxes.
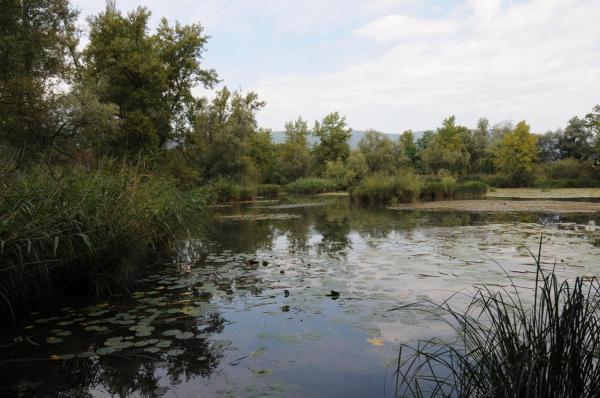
[312,112,352,172]
[494,121,538,185]
[558,117,594,160]
[396,130,417,168]
[0,0,79,155]
[420,116,470,174]
[358,130,396,174]
[83,2,217,156]
[279,117,311,183]
[184,87,265,182]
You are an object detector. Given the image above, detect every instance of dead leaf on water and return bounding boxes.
[367,338,385,346]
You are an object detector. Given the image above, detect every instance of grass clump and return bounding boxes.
[286,178,341,194]
[205,180,258,203]
[455,181,488,199]
[351,174,421,204]
[421,176,457,201]
[395,237,600,398]
[0,162,200,318]
[256,184,281,197]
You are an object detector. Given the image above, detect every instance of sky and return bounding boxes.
[72,0,600,134]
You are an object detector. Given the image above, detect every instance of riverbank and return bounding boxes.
[389,199,600,213]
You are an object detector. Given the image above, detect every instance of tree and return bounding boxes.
[312,112,352,171]
[420,116,470,174]
[185,87,265,182]
[84,2,217,156]
[494,121,538,185]
[537,130,561,162]
[558,117,593,160]
[279,117,311,182]
[358,130,396,173]
[0,0,79,155]
[466,118,491,173]
[396,130,417,167]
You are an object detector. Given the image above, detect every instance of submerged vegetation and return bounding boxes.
[395,240,600,397]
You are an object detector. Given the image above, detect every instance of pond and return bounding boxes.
[2,197,600,397]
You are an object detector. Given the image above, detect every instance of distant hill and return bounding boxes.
[271,130,424,148]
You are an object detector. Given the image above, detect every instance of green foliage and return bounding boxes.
[184,87,267,183]
[358,130,397,174]
[312,112,352,170]
[396,241,600,398]
[455,180,488,198]
[351,173,421,204]
[420,116,471,174]
[397,130,418,167]
[84,2,217,156]
[0,0,79,155]
[286,178,342,194]
[494,121,538,186]
[421,176,457,201]
[205,179,258,203]
[0,161,200,317]
[256,184,281,197]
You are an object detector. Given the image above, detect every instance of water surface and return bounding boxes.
[2,197,600,397]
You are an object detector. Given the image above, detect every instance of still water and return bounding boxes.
[2,197,600,397]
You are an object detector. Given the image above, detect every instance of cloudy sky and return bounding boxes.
[72,0,600,133]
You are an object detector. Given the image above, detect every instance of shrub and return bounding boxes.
[455,180,488,198]
[286,178,341,194]
[209,179,241,202]
[351,173,421,204]
[421,176,457,201]
[206,180,258,202]
[544,158,595,180]
[0,163,200,318]
[395,239,600,397]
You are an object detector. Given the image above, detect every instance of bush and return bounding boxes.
[544,158,595,180]
[0,163,200,318]
[351,173,421,204]
[421,176,457,201]
[395,239,600,397]
[207,180,258,202]
[256,184,281,197]
[238,185,257,201]
[455,180,488,198]
[286,178,342,194]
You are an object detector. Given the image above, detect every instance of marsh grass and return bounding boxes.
[0,161,201,318]
[351,173,421,204]
[395,236,600,398]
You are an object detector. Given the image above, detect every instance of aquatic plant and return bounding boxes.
[350,173,421,204]
[256,184,281,197]
[395,237,600,398]
[454,181,488,199]
[0,162,201,318]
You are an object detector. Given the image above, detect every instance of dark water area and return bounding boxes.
[2,197,600,397]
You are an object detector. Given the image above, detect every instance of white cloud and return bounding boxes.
[252,0,600,133]
[355,14,456,41]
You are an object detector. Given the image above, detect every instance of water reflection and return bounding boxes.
[2,197,600,397]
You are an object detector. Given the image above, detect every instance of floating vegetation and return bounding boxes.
[3,204,600,397]
[219,213,301,221]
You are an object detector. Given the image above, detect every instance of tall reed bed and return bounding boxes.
[395,238,600,397]
[0,162,201,318]
[350,174,422,204]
